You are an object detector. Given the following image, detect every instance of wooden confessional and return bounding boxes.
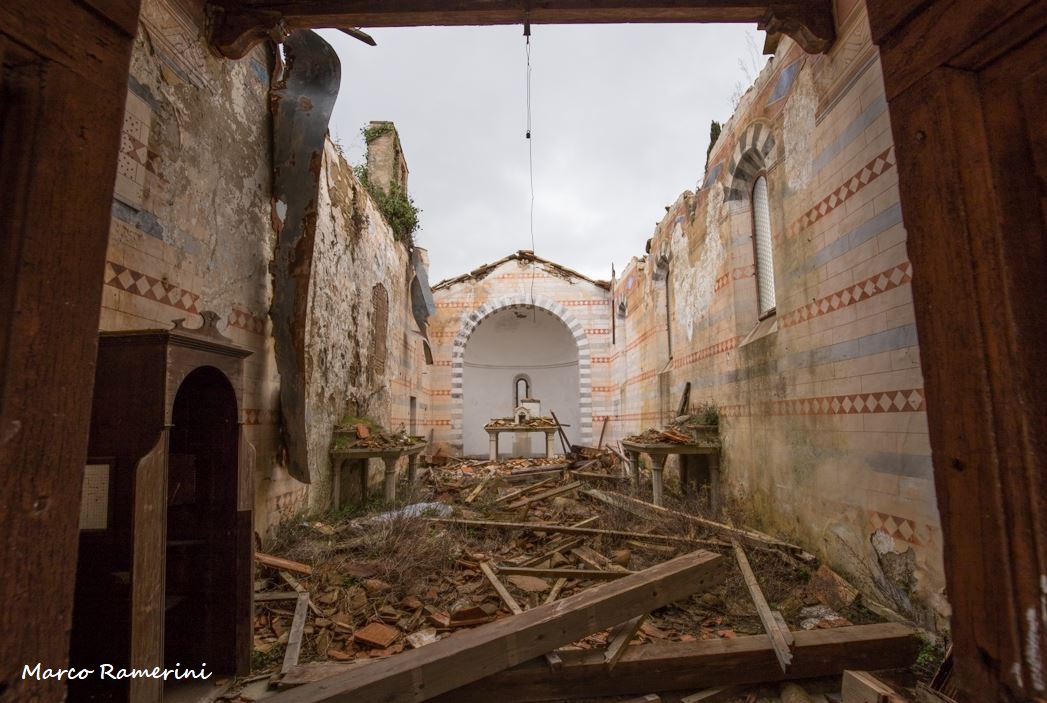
[70,314,255,701]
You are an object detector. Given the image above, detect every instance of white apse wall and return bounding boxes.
[461,306,580,457]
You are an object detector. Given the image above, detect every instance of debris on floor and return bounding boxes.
[222,450,921,702]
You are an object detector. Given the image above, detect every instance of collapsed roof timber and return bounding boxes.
[1,1,1044,702]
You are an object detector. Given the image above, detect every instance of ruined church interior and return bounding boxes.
[2,1,1045,702]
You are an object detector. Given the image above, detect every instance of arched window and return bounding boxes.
[752,176,776,317]
[513,375,531,407]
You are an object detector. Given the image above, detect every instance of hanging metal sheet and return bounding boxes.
[269,30,340,483]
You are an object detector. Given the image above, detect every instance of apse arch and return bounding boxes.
[451,295,593,453]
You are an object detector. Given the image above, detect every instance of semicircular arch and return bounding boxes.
[450,295,592,449]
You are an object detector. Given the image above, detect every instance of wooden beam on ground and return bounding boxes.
[428,623,920,702]
[522,537,585,567]
[597,416,609,448]
[733,541,792,672]
[480,562,524,615]
[494,475,559,505]
[426,517,694,544]
[544,578,567,604]
[464,475,493,504]
[265,550,726,703]
[604,614,646,672]
[496,566,632,581]
[508,481,581,509]
[258,552,313,576]
[281,593,310,675]
[584,488,810,560]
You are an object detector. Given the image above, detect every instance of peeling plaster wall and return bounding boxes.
[97,0,427,531]
[304,140,427,511]
[100,0,301,535]
[609,3,947,629]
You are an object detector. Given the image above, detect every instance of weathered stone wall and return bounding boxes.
[608,3,946,628]
[429,255,612,455]
[304,139,429,511]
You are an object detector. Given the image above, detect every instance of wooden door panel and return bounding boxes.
[873,3,1047,699]
[0,2,140,700]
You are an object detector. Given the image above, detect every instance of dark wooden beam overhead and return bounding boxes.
[208,0,835,58]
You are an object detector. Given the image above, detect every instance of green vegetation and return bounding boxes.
[362,122,394,145]
[705,120,722,172]
[353,165,421,246]
[693,400,720,427]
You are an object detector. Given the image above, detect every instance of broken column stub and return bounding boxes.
[365,120,408,195]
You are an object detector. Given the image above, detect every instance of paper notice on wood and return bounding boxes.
[80,463,110,530]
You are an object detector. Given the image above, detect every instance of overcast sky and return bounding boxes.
[319,24,765,283]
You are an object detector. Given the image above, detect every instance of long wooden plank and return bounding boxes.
[266,550,726,703]
[497,566,632,581]
[584,489,809,559]
[429,623,919,702]
[494,475,560,505]
[733,542,792,672]
[480,562,524,615]
[257,552,313,576]
[426,517,693,544]
[522,537,585,567]
[281,593,311,675]
[508,481,582,509]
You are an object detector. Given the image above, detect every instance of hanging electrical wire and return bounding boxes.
[524,20,537,312]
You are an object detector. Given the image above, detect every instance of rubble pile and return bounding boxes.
[231,448,893,702]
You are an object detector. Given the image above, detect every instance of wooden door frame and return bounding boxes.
[2,1,1044,701]
[868,1,1047,700]
[0,1,142,699]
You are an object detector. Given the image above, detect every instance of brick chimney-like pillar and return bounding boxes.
[364,120,409,194]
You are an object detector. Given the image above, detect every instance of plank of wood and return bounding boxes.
[604,614,646,671]
[584,489,808,559]
[508,481,581,509]
[266,549,726,703]
[258,552,313,576]
[280,571,324,617]
[573,470,627,481]
[549,410,571,454]
[426,517,692,544]
[544,577,567,605]
[772,611,795,646]
[522,537,584,567]
[597,416,609,448]
[626,540,678,556]
[480,562,524,615]
[733,541,792,672]
[496,566,632,581]
[281,593,310,675]
[841,670,905,703]
[429,623,920,703]
[570,546,608,571]
[494,475,559,505]
[464,475,492,504]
